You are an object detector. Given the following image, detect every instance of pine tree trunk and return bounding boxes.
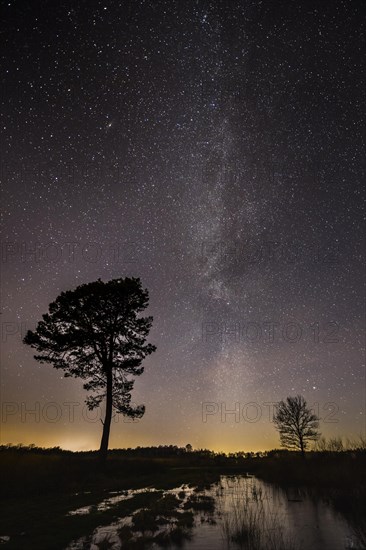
[99,367,113,462]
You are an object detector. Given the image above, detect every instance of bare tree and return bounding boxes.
[273,395,320,457]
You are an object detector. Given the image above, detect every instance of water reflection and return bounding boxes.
[66,475,364,549]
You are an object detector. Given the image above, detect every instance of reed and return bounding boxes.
[220,479,298,550]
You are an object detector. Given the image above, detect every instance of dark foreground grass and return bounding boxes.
[0,450,224,549]
[1,490,165,550]
[1,448,365,549]
[251,450,366,491]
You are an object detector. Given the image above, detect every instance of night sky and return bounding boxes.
[1,0,365,452]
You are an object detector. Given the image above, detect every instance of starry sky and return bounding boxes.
[1,0,365,452]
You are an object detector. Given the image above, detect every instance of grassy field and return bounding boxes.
[1,445,365,549]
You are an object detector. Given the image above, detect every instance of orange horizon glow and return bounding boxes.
[2,425,361,455]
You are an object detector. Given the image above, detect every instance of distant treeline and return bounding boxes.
[0,444,73,455]
[1,435,365,457]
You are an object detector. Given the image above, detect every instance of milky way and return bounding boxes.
[1,0,364,451]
